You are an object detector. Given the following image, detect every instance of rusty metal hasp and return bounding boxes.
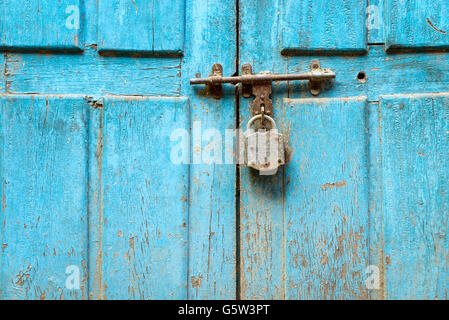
[189,61,335,175]
[190,60,335,102]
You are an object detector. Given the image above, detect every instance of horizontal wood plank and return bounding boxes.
[286,46,449,101]
[3,49,181,96]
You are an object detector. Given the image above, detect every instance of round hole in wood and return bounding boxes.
[357,71,367,83]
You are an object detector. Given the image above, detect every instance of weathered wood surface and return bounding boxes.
[3,49,181,96]
[371,93,449,299]
[98,0,184,54]
[367,0,385,44]
[385,0,449,51]
[0,95,88,299]
[240,0,449,300]
[1,0,237,300]
[281,0,367,54]
[282,97,369,299]
[182,0,237,299]
[286,46,449,101]
[0,53,5,92]
[88,96,189,300]
[0,0,83,51]
[1,0,448,300]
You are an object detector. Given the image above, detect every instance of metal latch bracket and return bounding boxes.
[190,60,335,115]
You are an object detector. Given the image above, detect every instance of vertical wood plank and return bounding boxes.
[182,0,237,299]
[4,51,181,96]
[239,0,287,300]
[283,97,369,299]
[0,95,88,299]
[240,171,285,299]
[240,0,449,300]
[373,93,449,299]
[83,0,98,46]
[88,97,189,300]
[367,101,385,299]
[367,0,385,44]
[0,53,4,92]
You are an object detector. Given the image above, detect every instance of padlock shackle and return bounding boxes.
[246,114,276,131]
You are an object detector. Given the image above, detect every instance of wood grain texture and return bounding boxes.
[83,0,98,45]
[1,0,237,301]
[239,168,285,299]
[9,44,449,100]
[0,95,88,299]
[181,0,237,299]
[282,97,369,299]
[3,48,181,96]
[240,97,370,300]
[367,0,384,44]
[281,0,367,54]
[88,96,189,300]
[240,0,449,300]
[385,0,449,51]
[98,0,184,55]
[0,0,83,51]
[285,46,449,101]
[372,93,449,299]
[1,53,5,92]
[1,0,448,301]
[238,0,290,300]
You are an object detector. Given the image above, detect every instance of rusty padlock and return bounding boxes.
[244,114,288,175]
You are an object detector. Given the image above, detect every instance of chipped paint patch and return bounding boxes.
[191,276,202,288]
[321,180,347,190]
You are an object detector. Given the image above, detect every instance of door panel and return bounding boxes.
[98,0,184,54]
[283,97,369,300]
[385,0,449,51]
[241,0,449,300]
[240,97,370,299]
[0,95,88,299]
[373,93,449,299]
[281,0,367,54]
[88,97,189,300]
[0,0,83,51]
[1,0,237,300]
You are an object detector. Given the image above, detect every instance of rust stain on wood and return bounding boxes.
[191,276,202,288]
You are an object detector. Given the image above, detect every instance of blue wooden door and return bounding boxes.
[239,0,449,299]
[0,0,236,299]
[1,0,448,301]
